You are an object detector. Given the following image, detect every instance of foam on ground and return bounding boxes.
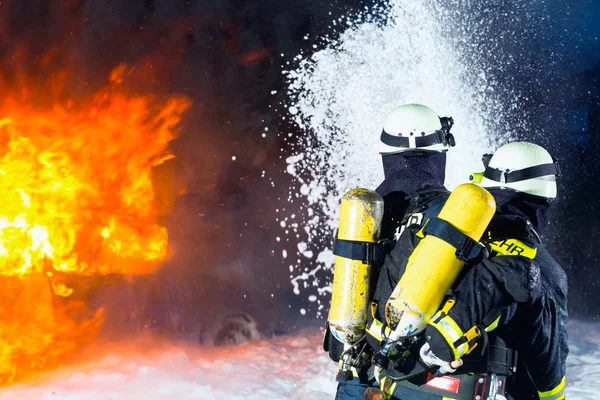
[0,321,597,399]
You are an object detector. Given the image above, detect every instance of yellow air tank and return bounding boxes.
[385,183,495,338]
[328,188,384,346]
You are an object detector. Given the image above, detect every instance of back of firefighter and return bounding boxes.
[366,142,568,400]
[323,103,457,400]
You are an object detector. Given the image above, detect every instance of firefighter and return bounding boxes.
[324,103,456,400]
[368,142,567,400]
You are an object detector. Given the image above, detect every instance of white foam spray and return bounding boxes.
[278,0,527,316]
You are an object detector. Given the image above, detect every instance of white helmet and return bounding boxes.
[471,142,560,199]
[379,104,455,154]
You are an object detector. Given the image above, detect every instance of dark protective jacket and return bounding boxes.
[426,190,568,399]
[367,188,568,400]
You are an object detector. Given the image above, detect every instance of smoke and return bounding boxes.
[0,0,598,350]
[278,0,526,316]
[1,0,384,339]
[277,0,600,319]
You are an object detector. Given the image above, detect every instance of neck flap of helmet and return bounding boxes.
[487,188,555,239]
[376,150,447,197]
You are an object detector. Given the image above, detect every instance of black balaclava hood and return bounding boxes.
[376,150,447,197]
[487,187,555,238]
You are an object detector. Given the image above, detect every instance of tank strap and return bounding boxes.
[333,238,393,264]
[487,341,519,376]
[459,335,519,379]
[418,217,486,262]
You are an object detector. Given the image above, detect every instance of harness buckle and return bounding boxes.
[434,128,446,144]
[487,373,499,400]
[455,237,485,262]
[554,161,562,177]
[433,128,455,147]
[364,242,373,265]
[485,373,508,400]
[474,374,507,400]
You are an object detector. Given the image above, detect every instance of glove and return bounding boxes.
[419,342,463,374]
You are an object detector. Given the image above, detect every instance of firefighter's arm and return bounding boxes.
[512,290,568,400]
[423,255,541,362]
[537,377,566,400]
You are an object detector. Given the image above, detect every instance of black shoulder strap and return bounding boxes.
[484,216,541,245]
[421,217,486,262]
[409,188,449,205]
[402,188,449,221]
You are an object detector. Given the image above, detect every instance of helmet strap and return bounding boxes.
[380,115,456,149]
[483,162,561,184]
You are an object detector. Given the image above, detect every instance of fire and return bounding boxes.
[0,64,190,383]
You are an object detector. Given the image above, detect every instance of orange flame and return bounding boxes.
[0,63,190,383]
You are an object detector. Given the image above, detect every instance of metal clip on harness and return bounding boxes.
[486,373,508,400]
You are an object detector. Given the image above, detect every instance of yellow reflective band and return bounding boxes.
[366,319,385,342]
[442,398,458,400]
[442,315,470,357]
[429,315,458,359]
[429,313,467,359]
[490,238,537,259]
[380,376,397,400]
[538,376,566,400]
[485,315,501,333]
[366,317,391,343]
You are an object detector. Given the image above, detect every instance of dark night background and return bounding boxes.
[0,0,598,342]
